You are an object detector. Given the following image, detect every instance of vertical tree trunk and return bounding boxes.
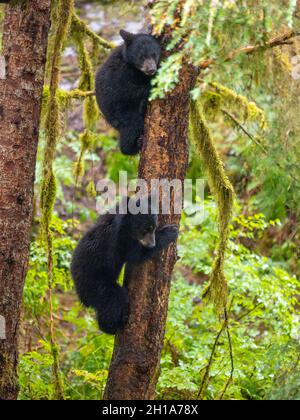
[104,45,198,399]
[0,1,51,400]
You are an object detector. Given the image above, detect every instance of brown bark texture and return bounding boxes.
[0,1,51,400]
[104,43,199,398]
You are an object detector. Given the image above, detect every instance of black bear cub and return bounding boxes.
[71,198,178,334]
[95,30,161,155]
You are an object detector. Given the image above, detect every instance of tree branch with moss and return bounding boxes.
[71,12,114,52]
[199,30,300,70]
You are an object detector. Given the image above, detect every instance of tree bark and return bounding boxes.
[104,41,199,399]
[0,1,51,400]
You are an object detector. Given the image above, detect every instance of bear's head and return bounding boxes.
[120,29,161,76]
[119,195,158,248]
[130,212,158,248]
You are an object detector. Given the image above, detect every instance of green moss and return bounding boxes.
[41,86,96,125]
[45,0,60,83]
[50,342,64,400]
[72,28,99,128]
[71,25,100,183]
[0,353,18,397]
[71,12,114,53]
[65,88,95,99]
[39,0,113,397]
[201,91,222,119]
[189,99,235,312]
[40,0,75,401]
[273,49,292,73]
[207,82,267,129]
[86,181,97,198]
[0,5,5,52]
[41,170,57,232]
[73,158,85,181]
[81,130,94,150]
[41,0,73,228]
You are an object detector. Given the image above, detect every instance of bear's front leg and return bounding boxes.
[127,225,179,265]
[155,224,179,251]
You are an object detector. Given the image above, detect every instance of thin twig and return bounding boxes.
[197,319,226,399]
[222,109,267,153]
[219,309,234,400]
[235,302,264,322]
[222,109,300,184]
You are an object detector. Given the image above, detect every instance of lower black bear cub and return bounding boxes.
[95,30,161,155]
[71,198,178,334]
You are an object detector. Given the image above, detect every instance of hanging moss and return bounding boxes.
[41,0,74,229]
[75,37,93,91]
[73,157,85,181]
[86,180,97,198]
[71,12,114,53]
[71,25,99,184]
[41,86,50,127]
[72,24,99,127]
[189,99,235,312]
[41,168,57,231]
[40,0,75,401]
[71,11,114,83]
[43,3,112,196]
[201,82,267,129]
[213,82,266,128]
[200,90,222,119]
[45,0,60,84]
[81,129,95,150]
[38,0,114,399]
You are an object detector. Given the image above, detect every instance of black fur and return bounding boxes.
[95,30,161,155]
[71,201,178,335]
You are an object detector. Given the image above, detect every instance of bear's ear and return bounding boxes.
[120,29,135,45]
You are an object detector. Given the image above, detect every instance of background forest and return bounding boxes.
[1,0,300,400]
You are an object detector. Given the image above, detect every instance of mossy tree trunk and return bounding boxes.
[104,31,199,398]
[0,1,51,400]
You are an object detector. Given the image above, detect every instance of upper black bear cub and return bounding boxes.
[95,30,161,155]
[71,198,178,334]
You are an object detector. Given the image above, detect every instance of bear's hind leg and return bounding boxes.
[119,114,144,155]
[95,282,129,334]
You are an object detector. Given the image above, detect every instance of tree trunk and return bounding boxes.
[104,49,198,399]
[0,1,51,400]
